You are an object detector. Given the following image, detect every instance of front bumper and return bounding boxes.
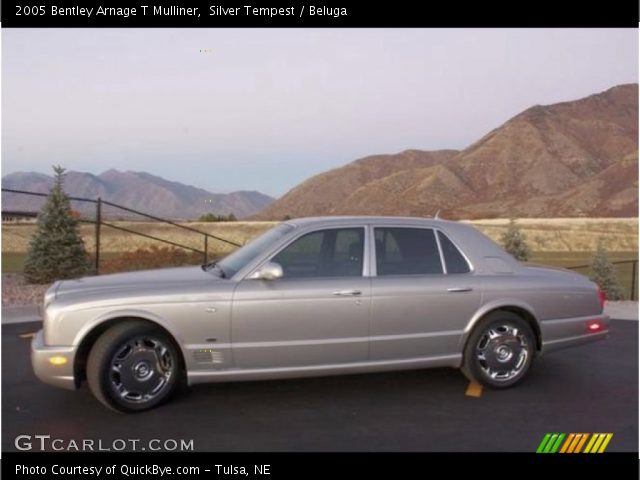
[540,314,611,354]
[31,330,78,390]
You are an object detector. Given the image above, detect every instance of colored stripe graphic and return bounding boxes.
[543,433,559,453]
[574,433,590,453]
[583,433,599,453]
[537,433,612,453]
[567,433,582,453]
[559,433,575,453]
[550,433,565,453]
[536,433,552,453]
[597,434,613,453]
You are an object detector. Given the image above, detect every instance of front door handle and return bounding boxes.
[332,290,362,296]
[447,287,473,293]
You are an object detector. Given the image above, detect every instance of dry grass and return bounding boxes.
[2,221,277,257]
[466,218,637,252]
[2,218,637,256]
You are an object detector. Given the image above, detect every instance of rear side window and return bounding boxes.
[374,228,443,275]
[438,231,471,274]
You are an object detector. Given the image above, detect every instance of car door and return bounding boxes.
[370,226,482,361]
[231,226,371,369]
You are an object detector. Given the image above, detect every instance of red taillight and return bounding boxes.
[597,287,606,311]
[587,320,604,333]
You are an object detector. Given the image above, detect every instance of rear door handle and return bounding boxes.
[447,287,473,293]
[332,290,362,296]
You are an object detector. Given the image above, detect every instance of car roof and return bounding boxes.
[284,215,459,228]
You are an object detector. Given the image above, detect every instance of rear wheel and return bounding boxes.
[462,312,535,388]
[87,321,181,413]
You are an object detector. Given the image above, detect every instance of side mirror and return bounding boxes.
[251,261,283,280]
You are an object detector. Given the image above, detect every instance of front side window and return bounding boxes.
[216,223,295,277]
[272,228,364,278]
[374,227,443,275]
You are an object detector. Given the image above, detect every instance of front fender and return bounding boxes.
[73,307,185,350]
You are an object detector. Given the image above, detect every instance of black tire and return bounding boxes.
[87,321,182,413]
[461,312,535,389]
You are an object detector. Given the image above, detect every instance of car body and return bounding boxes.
[31,216,610,412]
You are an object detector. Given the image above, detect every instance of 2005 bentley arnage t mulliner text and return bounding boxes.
[32,217,610,412]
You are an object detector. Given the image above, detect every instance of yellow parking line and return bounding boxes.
[465,381,483,397]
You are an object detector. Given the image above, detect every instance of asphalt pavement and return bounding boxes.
[2,320,637,452]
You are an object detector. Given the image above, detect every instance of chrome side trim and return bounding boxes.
[223,330,463,350]
[187,353,462,384]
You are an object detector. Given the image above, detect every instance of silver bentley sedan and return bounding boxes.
[32,216,610,412]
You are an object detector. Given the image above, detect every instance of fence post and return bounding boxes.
[95,197,102,275]
[204,235,208,264]
[631,260,637,301]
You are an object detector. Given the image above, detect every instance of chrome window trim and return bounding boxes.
[435,228,475,274]
[434,229,448,274]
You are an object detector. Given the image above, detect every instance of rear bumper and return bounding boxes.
[31,330,78,390]
[540,314,610,354]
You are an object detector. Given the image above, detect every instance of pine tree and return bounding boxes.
[501,219,531,261]
[590,240,625,300]
[23,166,92,284]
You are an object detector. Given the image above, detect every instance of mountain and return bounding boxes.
[259,149,458,219]
[258,84,638,220]
[2,170,273,219]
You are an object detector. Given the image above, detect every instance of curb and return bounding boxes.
[2,304,41,324]
[604,301,639,321]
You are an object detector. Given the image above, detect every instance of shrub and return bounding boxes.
[590,240,625,300]
[198,213,238,222]
[198,213,218,222]
[501,219,531,261]
[23,166,91,284]
[100,246,205,274]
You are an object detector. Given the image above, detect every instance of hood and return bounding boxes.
[54,266,220,299]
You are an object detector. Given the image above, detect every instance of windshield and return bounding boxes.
[215,223,295,278]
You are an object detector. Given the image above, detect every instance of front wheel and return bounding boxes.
[461,312,535,388]
[87,321,182,413]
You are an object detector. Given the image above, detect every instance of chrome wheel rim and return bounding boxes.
[109,336,174,403]
[476,324,529,382]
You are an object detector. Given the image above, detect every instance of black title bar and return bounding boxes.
[3,452,639,478]
[2,0,639,27]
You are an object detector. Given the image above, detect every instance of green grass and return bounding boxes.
[1,252,121,275]
[2,252,26,273]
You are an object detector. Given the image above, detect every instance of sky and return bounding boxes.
[2,29,638,197]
